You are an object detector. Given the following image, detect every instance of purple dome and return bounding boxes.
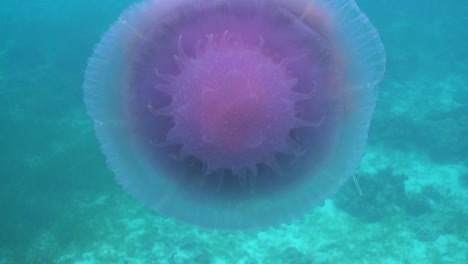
[83,0,385,229]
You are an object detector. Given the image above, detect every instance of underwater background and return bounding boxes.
[0,0,466,263]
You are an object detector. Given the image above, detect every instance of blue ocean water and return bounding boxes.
[0,0,466,263]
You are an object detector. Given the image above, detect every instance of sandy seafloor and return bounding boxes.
[0,0,467,263]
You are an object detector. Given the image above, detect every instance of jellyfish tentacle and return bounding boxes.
[255,35,265,51]
[147,102,172,117]
[278,51,309,69]
[216,169,225,192]
[277,136,303,156]
[199,166,208,187]
[247,165,257,194]
[205,33,215,52]
[154,84,173,95]
[293,116,325,128]
[236,168,247,188]
[174,35,191,71]
[263,155,283,176]
[154,68,178,83]
[165,127,179,142]
[291,89,315,101]
[195,39,204,58]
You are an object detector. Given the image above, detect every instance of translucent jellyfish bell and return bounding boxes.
[83,0,385,230]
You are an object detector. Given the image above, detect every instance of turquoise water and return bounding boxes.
[0,0,467,263]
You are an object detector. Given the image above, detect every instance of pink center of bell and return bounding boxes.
[160,33,303,173]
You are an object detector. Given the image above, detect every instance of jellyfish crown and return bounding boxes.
[164,33,305,175]
[84,0,385,230]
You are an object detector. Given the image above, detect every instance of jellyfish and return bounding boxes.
[83,0,385,229]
